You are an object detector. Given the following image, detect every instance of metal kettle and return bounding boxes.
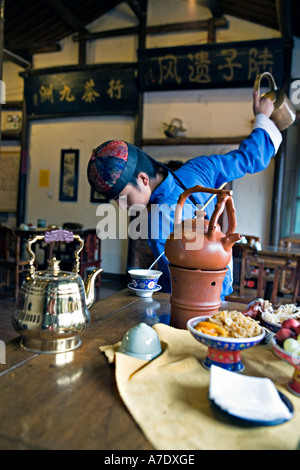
[165,186,242,270]
[12,229,102,354]
[254,72,296,131]
[163,118,186,138]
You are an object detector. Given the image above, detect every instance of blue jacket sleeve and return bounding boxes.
[177,128,276,189]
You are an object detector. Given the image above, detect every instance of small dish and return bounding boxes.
[209,391,293,427]
[128,283,162,298]
[187,315,265,372]
[118,322,162,360]
[261,313,281,333]
[272,337,300,397]
[261,305,300,334]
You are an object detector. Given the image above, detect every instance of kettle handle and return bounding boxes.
[26,229,84,276]
[174,184,237,240]
[170,118,183,126]
[254,71,277,97]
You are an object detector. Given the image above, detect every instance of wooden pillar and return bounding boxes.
[270,0,294,245]
[78,32,86,66]
[16,99,29,226]
[0,0,4,148]
[134,0,147,147]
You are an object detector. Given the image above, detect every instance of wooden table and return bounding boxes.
[232,244,300,304]
[0,291,297,450]
[258,244,300,261]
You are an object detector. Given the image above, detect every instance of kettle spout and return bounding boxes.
[222,233,242,252]
[84,267,103,309]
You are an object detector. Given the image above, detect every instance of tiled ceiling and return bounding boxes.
[2,0,300,64]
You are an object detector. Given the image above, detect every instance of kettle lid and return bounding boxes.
[35,257,79,281]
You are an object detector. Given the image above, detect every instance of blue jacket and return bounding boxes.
[147,126,279,298]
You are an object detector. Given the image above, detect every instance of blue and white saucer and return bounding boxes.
[128,283,162,298]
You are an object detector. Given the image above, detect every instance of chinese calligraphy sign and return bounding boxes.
[138,38,284,91]
[24,67,137,116]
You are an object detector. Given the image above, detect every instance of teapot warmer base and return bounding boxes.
[169,265,228,329]
[20,335,82,354]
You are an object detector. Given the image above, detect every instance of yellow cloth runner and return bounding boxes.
[100,323,300,450]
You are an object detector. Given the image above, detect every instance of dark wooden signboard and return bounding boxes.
[138,38,285,91]
[24,67,138,117]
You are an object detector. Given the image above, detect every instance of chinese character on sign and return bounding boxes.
[157,55,182,85]
[188,52,211,83]
[248,47,274,79]
[81,78,100,103]
[39,84,54,103]
[218,49,242,81]
[59,85,75,102]
[107,79,124,99]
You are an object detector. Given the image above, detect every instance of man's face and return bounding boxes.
[115,173,151,209]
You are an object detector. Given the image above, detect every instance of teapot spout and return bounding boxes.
[84,267,103,309]
[222,233,242,252]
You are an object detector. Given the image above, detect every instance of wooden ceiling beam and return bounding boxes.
[3,48,32,68]
[126,0,143,22]
[219,0,279,29]
[276,0,293,39]
[45,0,88,33]
[73,17,228,41]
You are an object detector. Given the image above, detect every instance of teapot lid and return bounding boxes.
[35,257,79,281]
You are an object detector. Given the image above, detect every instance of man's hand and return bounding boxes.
[253,90,274,118]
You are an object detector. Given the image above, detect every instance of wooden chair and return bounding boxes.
[230,235,261,300]
[279,238,300,303]
[48,228,101,288]
[242,257,288,305]
[47,222,84,270]
[0,225,30,299]
[228,237,299,305]
[279,238,300,250]
[79,229,101,287]
[127,238,157,270]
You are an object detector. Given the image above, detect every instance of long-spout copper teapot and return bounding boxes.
[165,185,242,270]
[12,229,102,354]
[254,71,296,131]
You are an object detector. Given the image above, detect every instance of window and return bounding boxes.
[281,122,300,239]
[292,158,300,234]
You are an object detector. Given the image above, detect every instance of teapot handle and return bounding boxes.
[253,71,277,98]
[174,185,236,235]
[26,229,84,276]
[207,192,237,241]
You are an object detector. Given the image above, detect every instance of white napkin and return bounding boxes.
[209,365,293,422]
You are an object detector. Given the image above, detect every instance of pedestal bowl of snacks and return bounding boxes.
[187,311,265,372]
[262,304,300,334]
[272,318,300,397]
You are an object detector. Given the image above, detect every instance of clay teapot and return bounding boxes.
[165,185,242,270]
[254,72,296,131]
[12,229,102,354]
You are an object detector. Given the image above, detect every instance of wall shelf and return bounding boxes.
[141,136,246,146]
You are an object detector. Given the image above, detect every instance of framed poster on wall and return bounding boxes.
[90,187,110,203]
[59,149,79,202]
[0,150,20,212]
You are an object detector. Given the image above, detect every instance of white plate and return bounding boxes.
[128,283,162,297]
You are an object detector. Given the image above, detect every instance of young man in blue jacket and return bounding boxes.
[87,91,282,298]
